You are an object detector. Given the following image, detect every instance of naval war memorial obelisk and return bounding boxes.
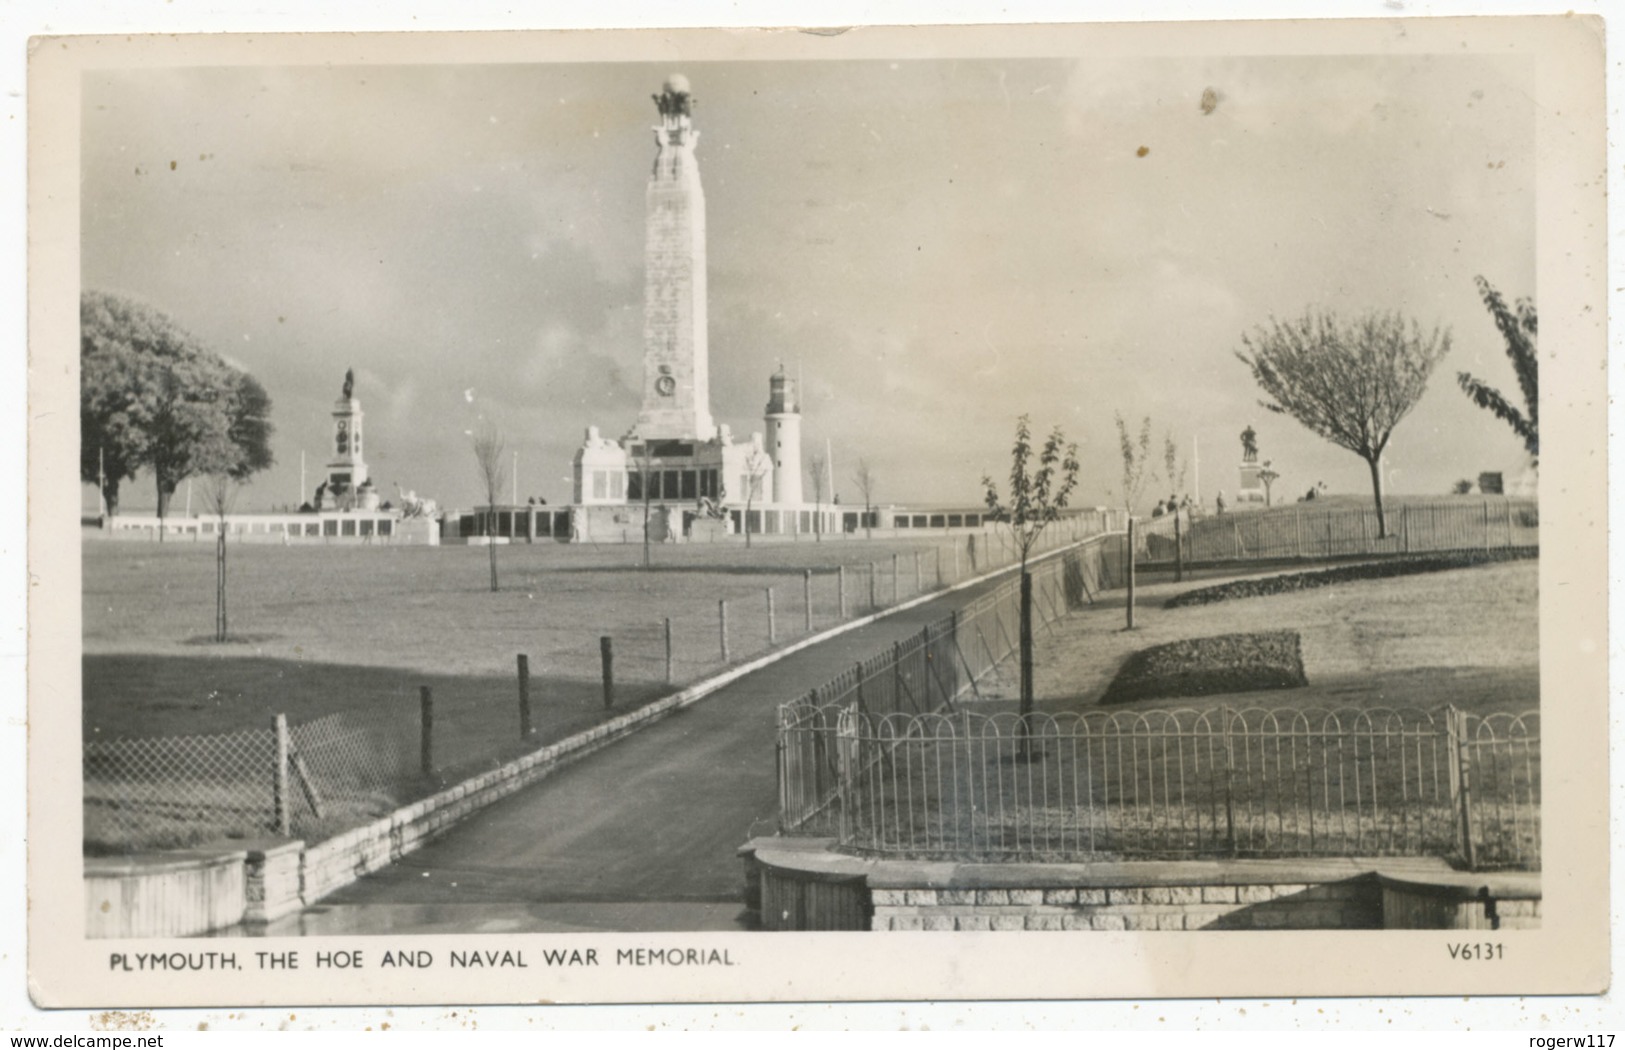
[567,76,827,542]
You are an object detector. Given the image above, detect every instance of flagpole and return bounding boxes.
[1193,435,1201,506]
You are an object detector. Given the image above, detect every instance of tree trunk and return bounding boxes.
[1367,454,1388,538]
[216,529,227,642]
[1019,567,1034,760]
[745,500,753,549]
[155,476,175,542]
[103,479,121,520]
[487,512,500,592]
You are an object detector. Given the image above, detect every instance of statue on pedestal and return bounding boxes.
[1240,425,1259,463]
[342,368,355,401]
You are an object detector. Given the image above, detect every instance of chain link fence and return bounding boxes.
[85,712,415,852]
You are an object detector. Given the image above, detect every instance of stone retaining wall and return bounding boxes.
[869,880,1380,931]
[740,838,1541,933]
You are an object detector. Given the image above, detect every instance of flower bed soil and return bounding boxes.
[1163,548,1539,610]
[1100,630,1308,705]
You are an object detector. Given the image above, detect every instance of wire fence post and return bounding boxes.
[1173,510,1184,583]
[517,653,533,740]
[718,599,730,662]
[767,587,777,645]
[922,624,935,709]
[803,571,813,633]
[893,640,905,712]
[893,553,900,604]
[1402,504,1410,553]
[273,713,291,836]
[664,616,673,685]
[1483,500,1492,552]
[1453,707,1478,870]
[869,562,878,611]
[600,635,615,710]
[855,660,867,713]
[418,686,433,778]
[1295,509,1304,559]
[914,550,922,595]
[1222,706,1237,857]
[838,566,847,619]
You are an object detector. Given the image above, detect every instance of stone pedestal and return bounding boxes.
[1236,462,1266,505]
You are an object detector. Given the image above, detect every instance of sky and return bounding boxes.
[80,52,1537,513]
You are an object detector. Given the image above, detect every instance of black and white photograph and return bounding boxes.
[24,14,1608,1010]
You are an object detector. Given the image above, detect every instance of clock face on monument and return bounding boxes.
[336,420,349,454]
[655,375,676,397]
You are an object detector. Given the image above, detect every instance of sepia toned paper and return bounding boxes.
[27,17,1607,1009]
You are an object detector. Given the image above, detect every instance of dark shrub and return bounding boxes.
[1100,630,1308,705]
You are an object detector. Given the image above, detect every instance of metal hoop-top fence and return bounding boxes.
[780,704,1537,870]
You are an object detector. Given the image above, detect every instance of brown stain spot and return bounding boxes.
[99,899,110,912]
[1136,146,1150,158]
[92,1012,157,1031]
[169,160,177,171]
[1200,87,1220,115]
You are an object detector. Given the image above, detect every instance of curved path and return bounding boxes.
[251,575,1013,936]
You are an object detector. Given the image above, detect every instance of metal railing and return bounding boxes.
[778,534,1124,834]
[809,706,1537,870]
[84,712,415,851]
[1137,500,1538,567]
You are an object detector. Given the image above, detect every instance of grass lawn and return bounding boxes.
[974,557,1538,718]
[82,532,994,745]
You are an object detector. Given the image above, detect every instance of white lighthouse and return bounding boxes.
[764,368,803,506]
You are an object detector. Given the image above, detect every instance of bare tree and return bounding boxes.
[1162,432,1188,500]
[1257,461,1280,507]
[742,447,769,549]
[635,442,657,568]
[471,424,508,591]
[1114,413,1154,514]
[852,459,877,539]
[807,451,828,542]
[981,415,1080,757]
[1459,276,1538,464]
[1236,309,1451,538]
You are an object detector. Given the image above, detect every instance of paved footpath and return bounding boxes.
[251,574,1012,936]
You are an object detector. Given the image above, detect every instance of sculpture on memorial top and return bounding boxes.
[1240,424,1258,463]
[342,368,355,401]
[653,74,695,118]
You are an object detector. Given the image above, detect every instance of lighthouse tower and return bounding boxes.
[764,369,803,506]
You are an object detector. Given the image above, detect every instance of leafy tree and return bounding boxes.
[1114,413,1154,513]
[981,415,1080,755]
[1235,308,1452,537]
[80,290,274,524]
[1458,276,1538,463]
[852,459,877,539]
[1453,478,1475,495]
[471,424,507,592]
